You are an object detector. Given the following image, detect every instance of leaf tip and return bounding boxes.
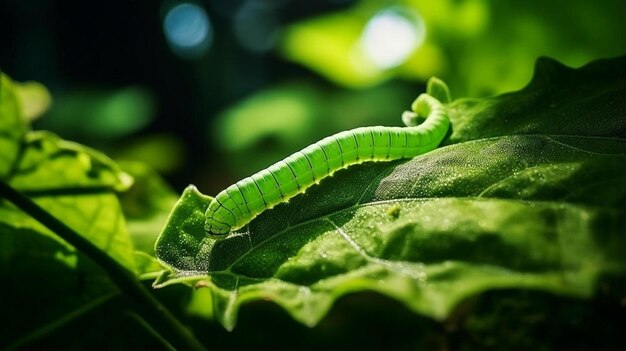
[527,56,574,88]
[181,184,213,201]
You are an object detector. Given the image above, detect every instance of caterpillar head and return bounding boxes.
[205,198,237,239]
[204,218,232,239]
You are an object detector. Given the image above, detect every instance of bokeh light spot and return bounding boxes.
[163,3,213,58]
[233,1,280,53]
[360,8,425,69]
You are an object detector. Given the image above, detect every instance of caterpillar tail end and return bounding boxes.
[402,111,420,127]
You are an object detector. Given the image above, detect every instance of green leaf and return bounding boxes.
[0,132,138,340]
[446,56,626,143]
[9,131,133,192]
[155,56,626,330]
[0,72,200,349]
[0,74,28,178]
[0,127,140,345]
[3,129,137,269]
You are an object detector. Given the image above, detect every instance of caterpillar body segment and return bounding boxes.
[205,93,450,237]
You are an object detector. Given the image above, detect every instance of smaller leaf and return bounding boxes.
[0,74,28,178]
[13,80,52,122]
[9,131,133,192]
[2,129,138,273]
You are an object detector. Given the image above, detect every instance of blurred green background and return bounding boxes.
[1,0,624,196]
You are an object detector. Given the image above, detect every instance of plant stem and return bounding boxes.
[0,181,207,351]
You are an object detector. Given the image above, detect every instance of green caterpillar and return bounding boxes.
[205,79,451,238]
